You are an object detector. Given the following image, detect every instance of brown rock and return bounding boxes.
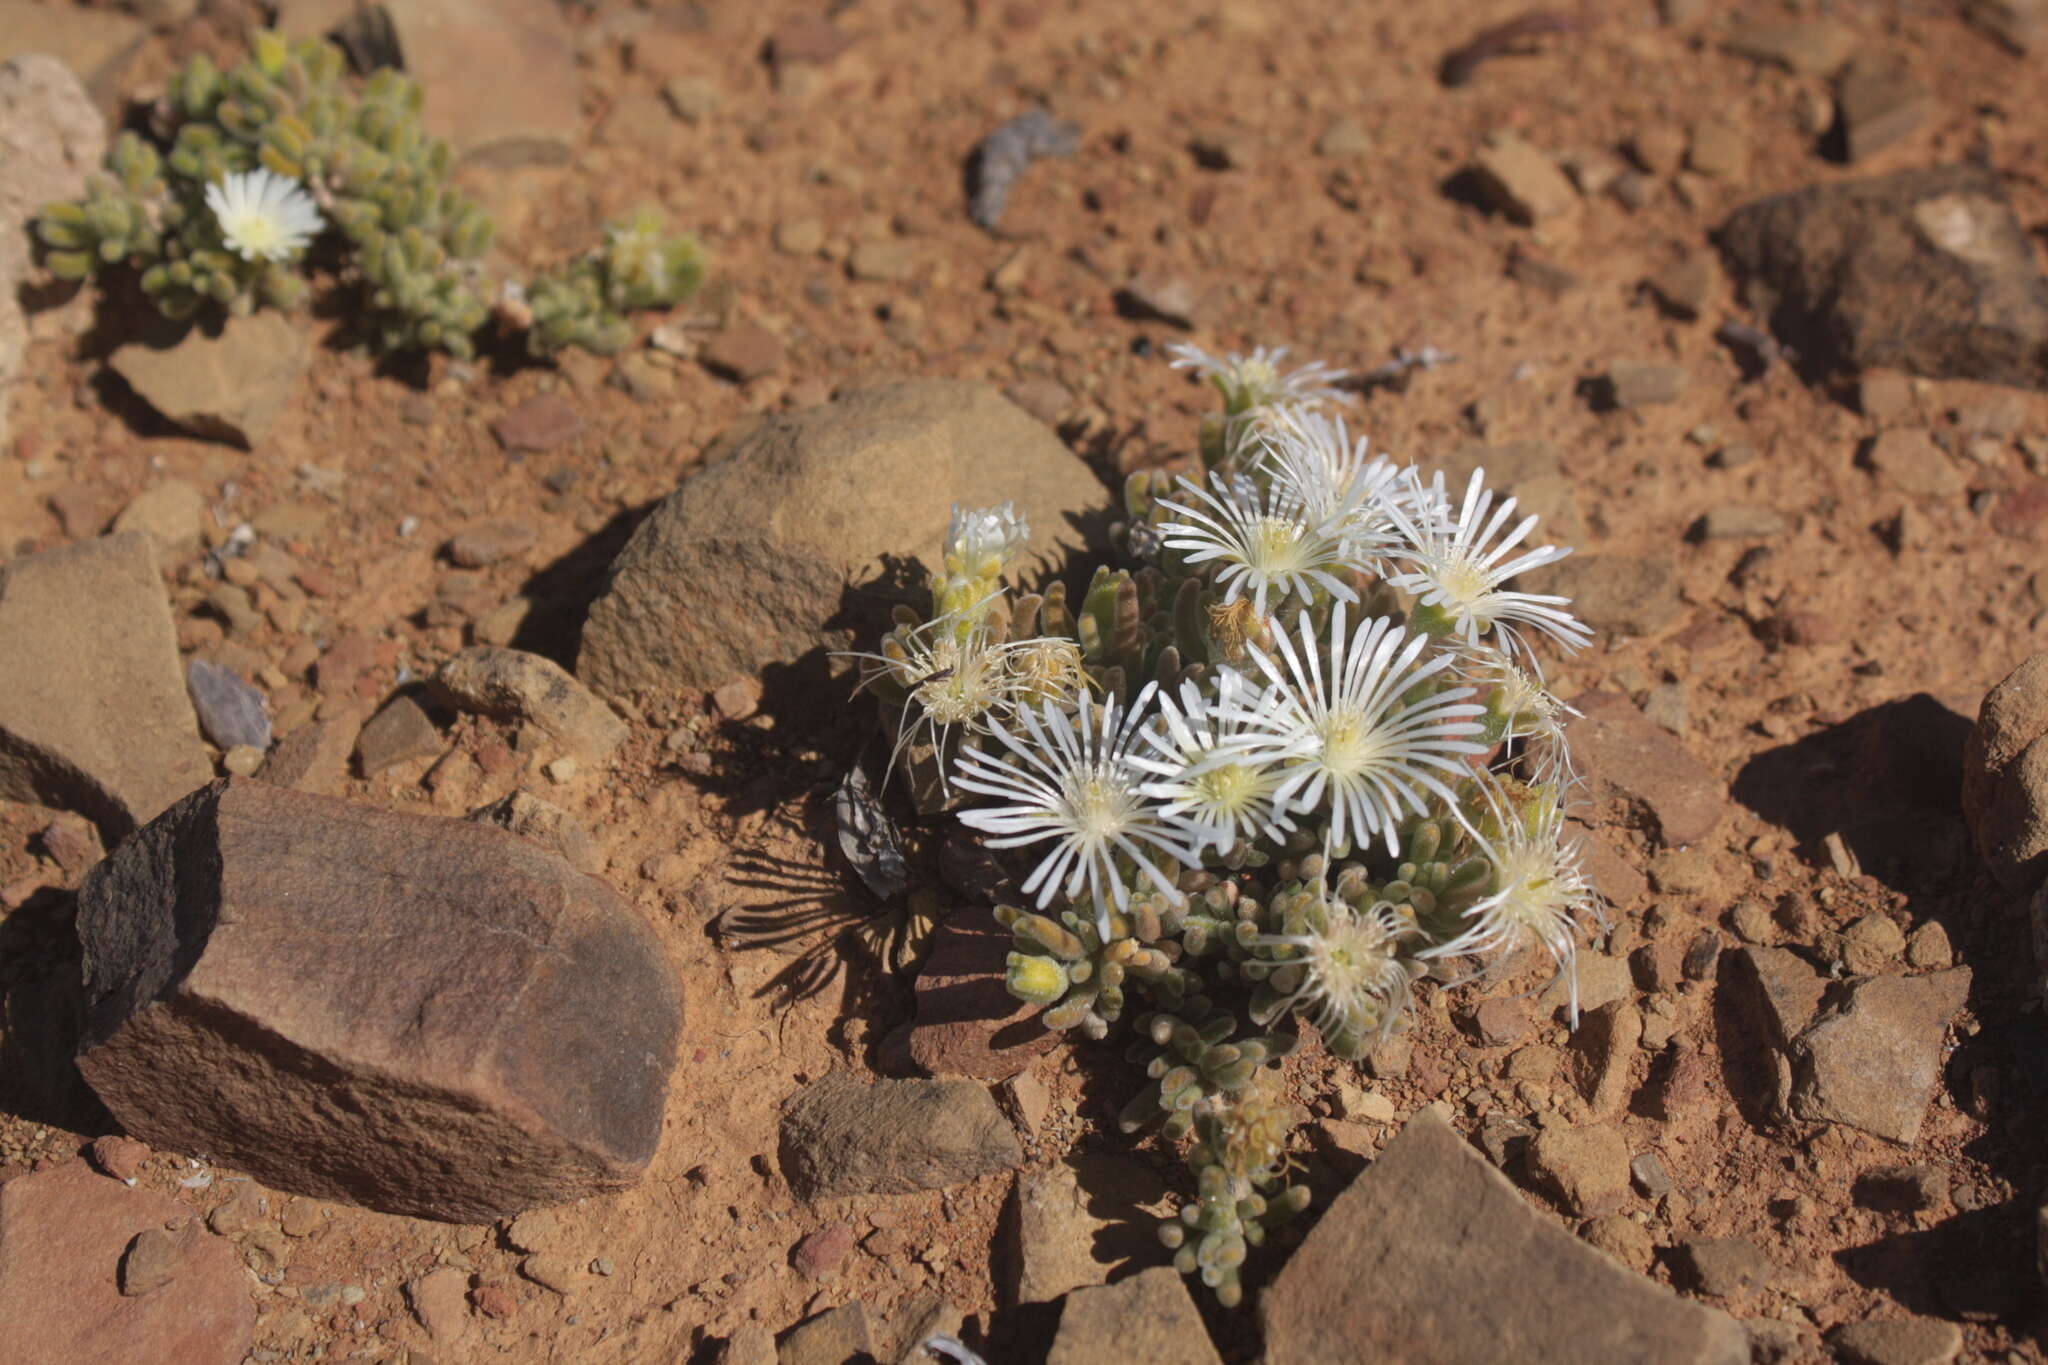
[792,1223,855,1281]
[433,647,628,762]
[1720,167,2048,391]
[354,693,445,775]
[1731,946,1826,1050]
[1571,999,1641,1115]
[1048,1267,1222,1365]
[260,705,364,795]
[1008,1154,1173,1307]
[490,393,584,454]
[1646,253,1715,319]
[75,779,684,1221]
[1964,652,2048,890]
[578,381,1100,700]
[1537,555,1685,638]
[407,1265,471,1342]
[1722,19,1855,74]
[699,321,785,381]
[109,313,310,448]
[1527,1123,1630,1216]
[907,907,1056,1081]
[0,533,210,841]
[447,519,537,568]
[1836,54,1935,163]
[1262,1110,1747,1364]
[1601,362,1686,409]
[0,1162,251,1363]
[1470,130,1578,225]
[778,1071,1021,1200]
[780,1302,873,1365]
[89,1134,149,1184]
[113,482,205,561]
[1677,1236,1775,1296]
[1831,1318,1963,1365]
[387,0,578,166]
[1789,967,1971,1143]
[1565,691,1727,847]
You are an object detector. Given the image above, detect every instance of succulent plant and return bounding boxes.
[34,31,705,361]
[849,342,1605,1304]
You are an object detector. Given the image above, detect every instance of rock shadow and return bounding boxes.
[508,499,659,668]
[0,886,112,1134]
[1728,692,1973,899]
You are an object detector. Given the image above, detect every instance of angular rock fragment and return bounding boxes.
[186,659,272,753]
[779,1071,1021,1200]
[1565,691,1727,847]
[0,532,210,840]
[109,313,311,448]
[579,381,1100,700]
[1006,1154,1173,1306]
[433,647,628,761]
[907,906,1056,1081]
[1834,54,1935,163]
[0,1162,251,1364]
[1963,652,2048,891]
[1470,130,1578,225]
[75,779,683,1221]
[1262,1110,1748,1364]
[1048,1267,1222,1365]
[1789,968,1970,1143]
[1720,167,2048,390]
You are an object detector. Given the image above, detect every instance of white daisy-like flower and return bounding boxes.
[1384,468,1591,658]
[204,168,324,263]
[1132,668,1305,853]
[1165,341,1353,414]
[1255,409,1408,567]
[844,617,1021,791]
[955,684,1206,940]
[1239,603,1488,857]
[1421,793,1599,1024]
[1462,645,1578,768]
[1258,893,1423,1056]
[1157,472,1359,617]
[945,502,1030,577]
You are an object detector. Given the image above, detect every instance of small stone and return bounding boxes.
[1631,1151,1673,1198]
[520,1254,582,1294]
[793,1223,855,1281]
[1646,253,1715,319]
[849,238,917,283]
[222,745,264,776]
[1468,996,1528,1047]
[1118,272,1201,328]
[1838,914,1907,975]
[1047,1267,1222,1365]
[1571,1000,1641,1115]
[1564,691,1727,847]
[1723,19,1856,74]
[1905,921,1954,969]
[108,313,310,448]
[408,1266,469,1340]
[661,75,720,124]
[1731,900,1778,945]
[1470,130,1578,225]
[1189,129,1252,171]
[1677,1236,1775,1296]
[448,520,537,568]
[1830,1319,1964,1365]
[1855,1163,1949,1213]
[1003,376,1072,427]
[1697,506,1789,541]
[490,394,584,454]
[113,482,205,561]
[711,676,760,720]
[1602,362,1686,409]
[1629,126,1685,176]
[91,1135,149,1184]
[775,217,824,255]
[1790,968,1972,1143]
[1538,555,1685,638]
[186,659,271,752]
[1315,117,1372,159]
[1581,1214,1654,1272]
[1836,54,1935,164]
[779,1072,1022,1199]
[432,647,628,761]
[279,1199,323,1238]
[1686,119,1747,179]
[778,1302,872,1365]
[1709,441,1759,469]
[1733,946,1827,1050]
[354,695,445,775]
[700,321,784,381]
[1527,1124,1630,1216]
[1860,369,1916,422]
[118,1226,184,1296]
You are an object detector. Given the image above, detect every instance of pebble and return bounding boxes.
[793,1223,855,1281]
[1315,117,1372,159]
[354,695,446,775]
[1581,1214,1654,1272]
[1836,54,1935,163]
[1834,914,1907,975]
[1118,271,1201,327]
[1629,126,1685,177]
[407,1266,470,1340]
[1677,1236,1775,1296]
[1645,253,1714,320]
[1867,429,1964,498]
[1630,1151,1672,1197]
[222,745,265,776]
[118,1227,184,1297]
[661,75,720,124]
[1791,968,1972,1143]
[848,238,916,282]
[448,520,537,568]
[1527,1124,1629,1215]
[1905,921,1954,969]
[489,393,584,454]
[1602,362,1686,409]
[1722,18,1855,74]
[775,218,825,255]
[1830,1318,1964,1365]
[186,659,272,752]
[1470,130,1578,224]
[206,584,262,636]
[1730,900,1777,944]
[545,756,578,783]
[700,321,785,381]
[1697,506,1788,541]
[520,1254,582,1295]
[280,1199,324,1238]
[1686,119,1746,179]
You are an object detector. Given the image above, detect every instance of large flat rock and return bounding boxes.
[76,779,683,1222]
[577,380,1103,701]
[0,532,210,841]
[1262,1109,1748,1365]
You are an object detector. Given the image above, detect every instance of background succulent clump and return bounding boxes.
[32,30,705,361]
[853,343,1602,1307]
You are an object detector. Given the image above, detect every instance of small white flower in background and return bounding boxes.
[1422,794,1600,1023]
[945,502,1030,575]
[1133,668,1305,853]
[205,168,324,263]
[1239,603,1488,857]
[1165,341,1353,414]
[955,684,1206,940]
[1464,645,1577,764]
[1385,467,1591,659]
[1158,471,1358,617]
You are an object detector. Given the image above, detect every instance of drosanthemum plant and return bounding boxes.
[848,341,1600,1308]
